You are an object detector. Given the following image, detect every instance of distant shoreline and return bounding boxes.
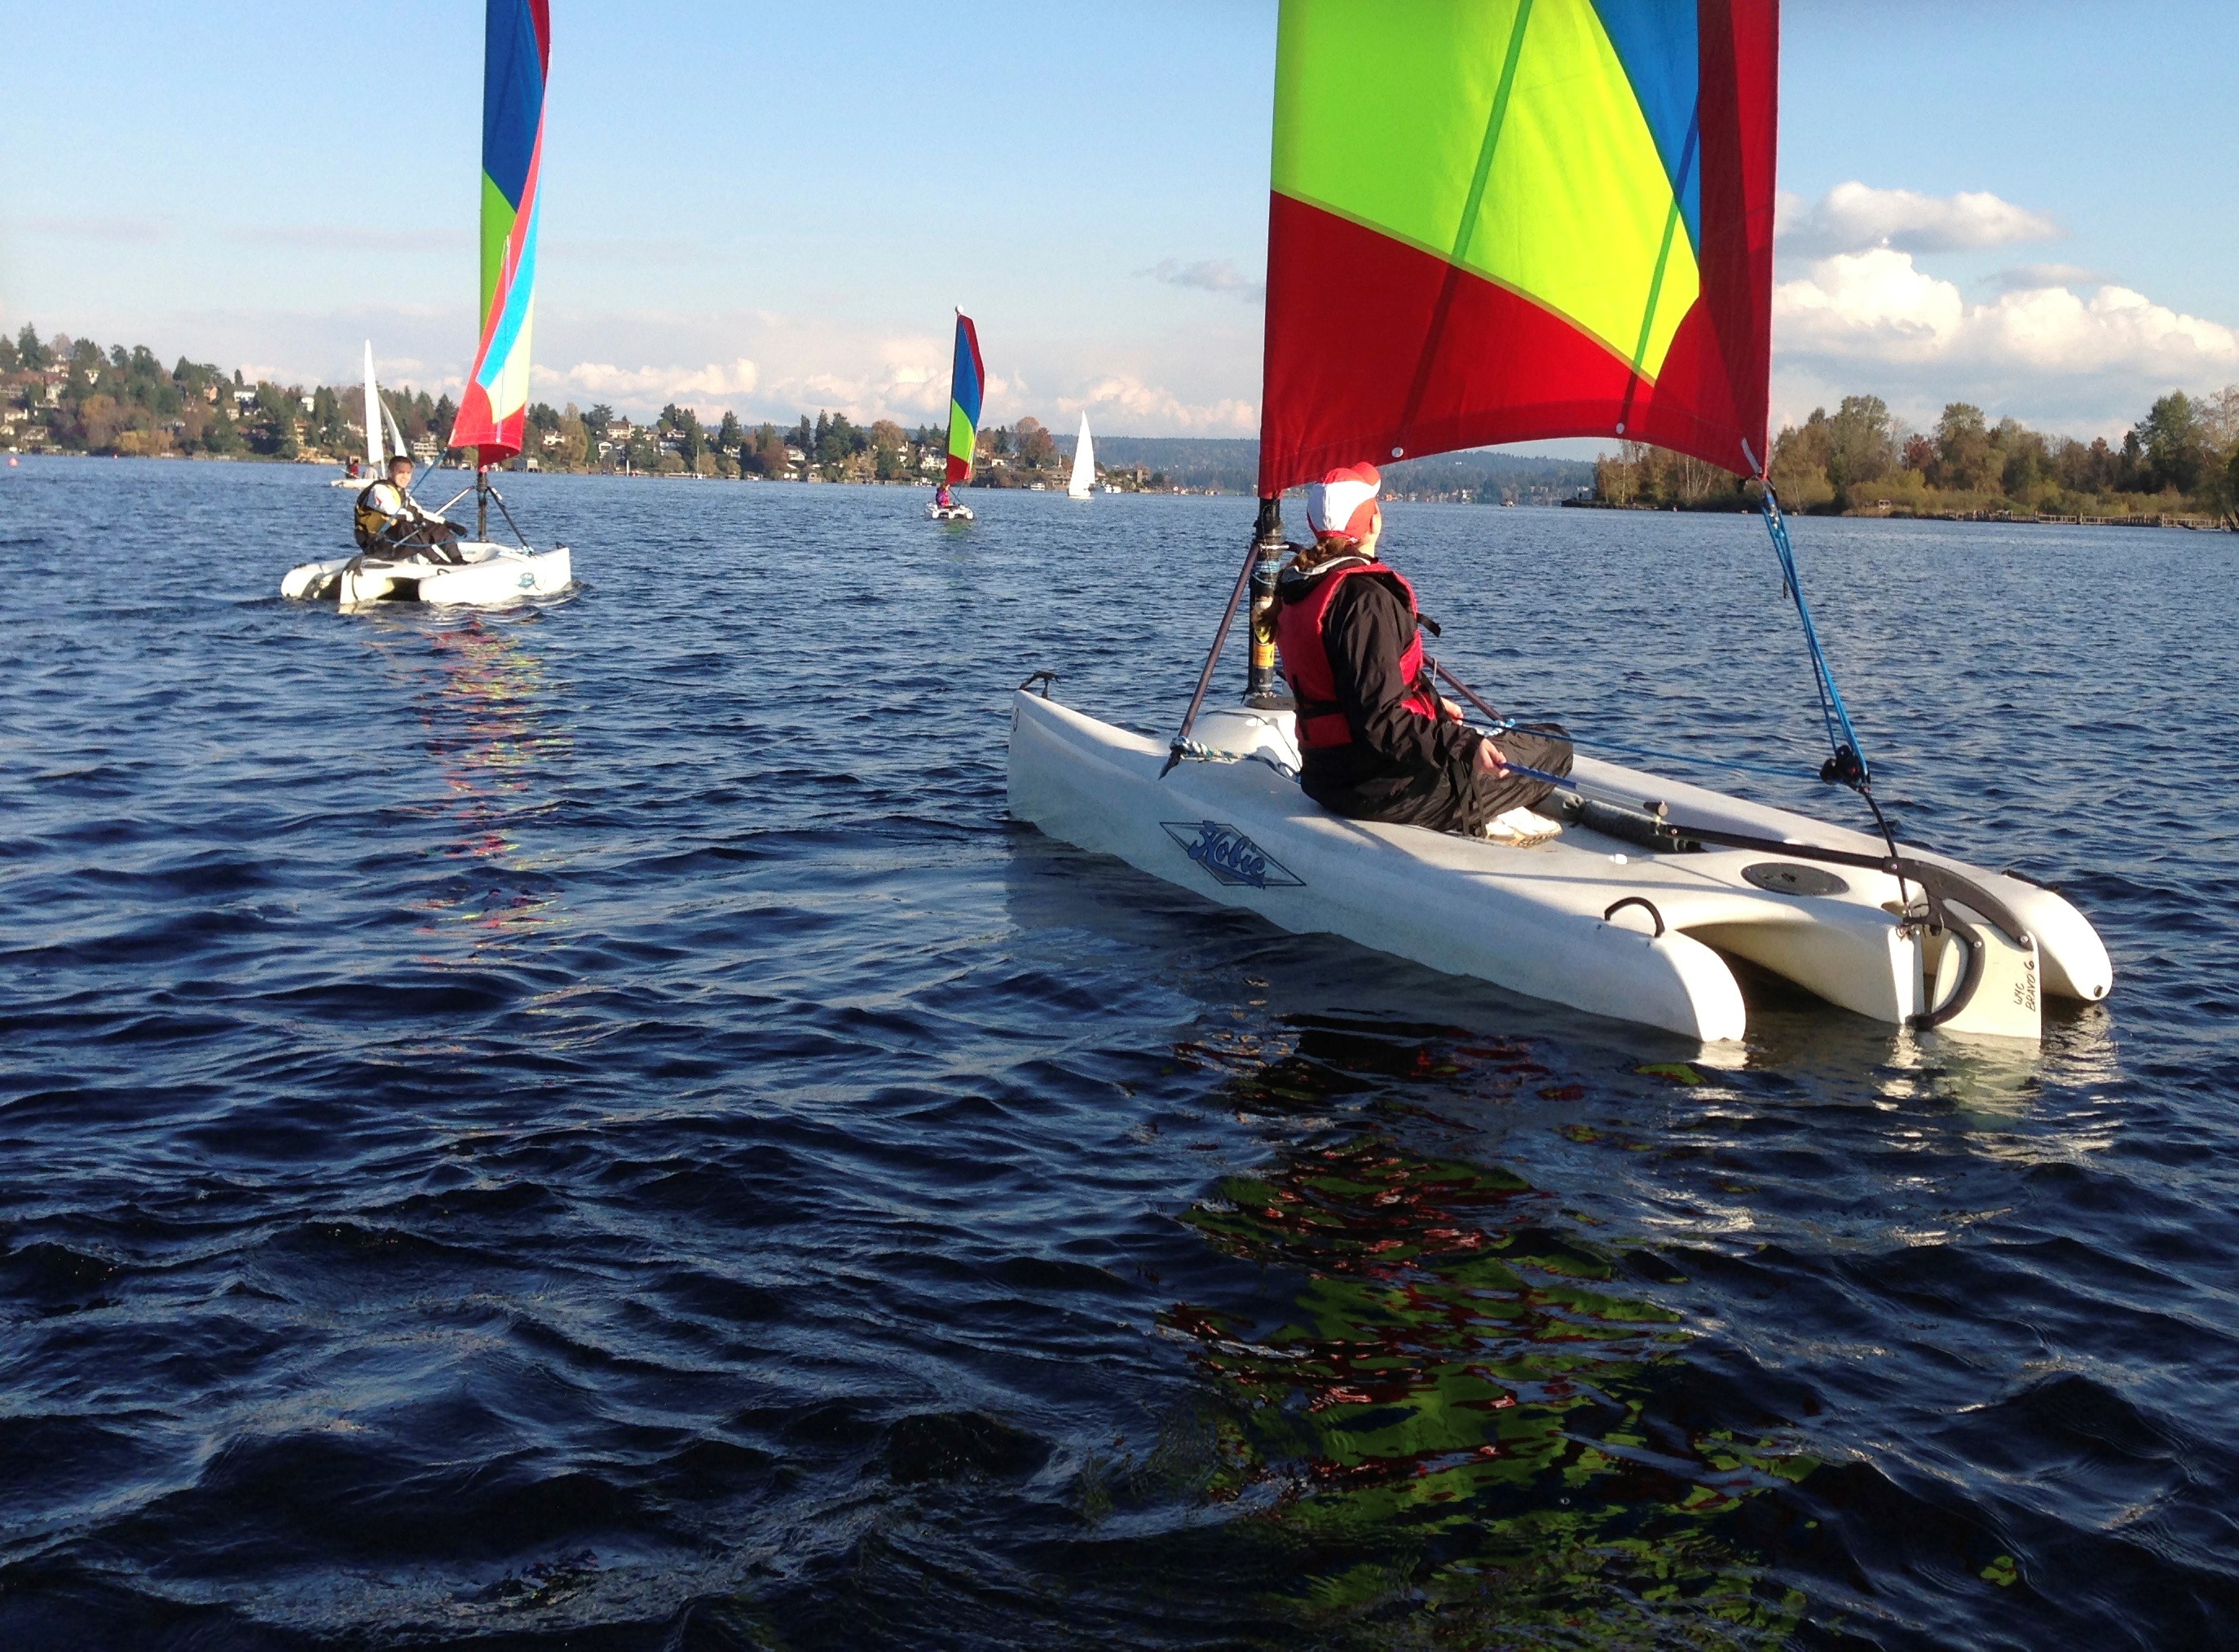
[15,454,2239,531]
[1565,495,2237,530]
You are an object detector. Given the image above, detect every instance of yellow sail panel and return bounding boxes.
[1273,0,1698,377]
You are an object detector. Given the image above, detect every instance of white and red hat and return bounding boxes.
[1305,462,1382,544]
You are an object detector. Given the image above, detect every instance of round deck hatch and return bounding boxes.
[1742,861,1850,897]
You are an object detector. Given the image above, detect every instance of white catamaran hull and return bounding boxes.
[280,542,573,606]
[1007,690,2110,1044]
[928,504,976,522]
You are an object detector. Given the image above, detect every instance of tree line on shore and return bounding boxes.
[31,320,2223,520]
[1593,386,2239,522]
[0,324,1163,487]
[522,403,1144,487]
[0,325,472,462]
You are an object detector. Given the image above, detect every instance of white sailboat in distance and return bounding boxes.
[1067,412,1095,500]
[328,341,407,486]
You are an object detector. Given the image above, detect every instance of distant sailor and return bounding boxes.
[353,454,464,560]
[1264,463,1571,843]
[934,480,957,512]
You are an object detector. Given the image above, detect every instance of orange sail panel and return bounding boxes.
[1258,0,1778,495]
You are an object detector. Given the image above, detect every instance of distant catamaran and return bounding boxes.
[930,310,983,519]
[284,0,572,605]
[1067,412,1095,500]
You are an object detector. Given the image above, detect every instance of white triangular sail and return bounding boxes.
[1068,412,1095,499]
[362,341,385,469]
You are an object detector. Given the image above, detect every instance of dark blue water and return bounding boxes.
[3,456,2236,1648]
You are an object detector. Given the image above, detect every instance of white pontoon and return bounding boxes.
[1011,689,2108,1044]
[281,539,572,606]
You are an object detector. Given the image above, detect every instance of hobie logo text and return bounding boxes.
[1161,821,1304,890]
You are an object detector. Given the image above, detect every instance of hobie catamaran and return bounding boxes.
[1008,0,2109,1044]
[284,0,571,607]
[928,311,983,521]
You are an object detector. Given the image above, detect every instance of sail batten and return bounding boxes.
[452,0,550,464]
[1258,0,1776,494]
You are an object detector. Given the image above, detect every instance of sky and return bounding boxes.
[7,1,2238,451]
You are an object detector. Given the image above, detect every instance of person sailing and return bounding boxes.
[353,453,465,561]
[1263,463,1572,842]
[934,478,958,513]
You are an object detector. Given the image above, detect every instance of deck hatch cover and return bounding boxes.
[1742,861,1850,898]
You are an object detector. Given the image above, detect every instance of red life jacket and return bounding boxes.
[1275,557,1443,750]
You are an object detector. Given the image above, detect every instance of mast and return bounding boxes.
[1245,498,1286,705]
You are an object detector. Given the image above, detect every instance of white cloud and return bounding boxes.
[539,356,760,415]
[68,300,1255,434]
[534,331,976,425]
[1140,258,1266,303]
[1776,249,2239,379]
[1778,182,2060,258]
[1772,249,2239,432]
[758,337,961,424]
[1059,373,1256,434]
[1776,249,1966,359]
[1986,262,2107,293]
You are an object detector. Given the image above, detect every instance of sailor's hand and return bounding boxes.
[1473,737,1509,778]
[1439,695,1465,721]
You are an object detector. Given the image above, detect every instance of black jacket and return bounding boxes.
[1286,566,1481,806]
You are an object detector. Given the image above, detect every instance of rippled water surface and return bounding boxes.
[4,457,2237,1649]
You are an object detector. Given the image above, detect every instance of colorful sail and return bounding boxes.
[945,311,985,484]
[1258,0,1778,496]
[452,0,550,463]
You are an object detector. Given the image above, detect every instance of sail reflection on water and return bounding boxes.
[1152,1015,1818,1641]
[372,615,572,957]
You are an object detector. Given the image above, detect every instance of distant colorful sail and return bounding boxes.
[945,311,985,484]
[452,0,550,463]
[1258,0,1778,496]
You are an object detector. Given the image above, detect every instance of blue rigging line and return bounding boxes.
[1757,481,1871,789]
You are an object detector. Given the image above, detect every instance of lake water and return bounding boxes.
[2,456,2235,1648]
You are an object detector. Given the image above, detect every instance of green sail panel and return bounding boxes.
[1272,0,1700,380]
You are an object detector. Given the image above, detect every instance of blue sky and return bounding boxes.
[6,2,2237,447]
